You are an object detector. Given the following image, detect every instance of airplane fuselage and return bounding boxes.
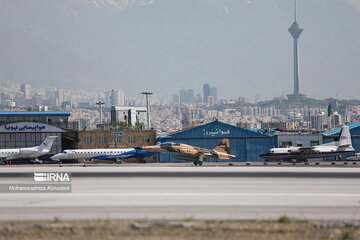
[260,146,354,160]
[51,148,154,161]
[0,147,49,160]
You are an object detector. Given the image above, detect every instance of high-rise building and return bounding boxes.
[209,87,217,103]
[311,113,327,130]
[203,83,217,105]
[287,0,307,101]
[179,89,194,103]
[203,84,210,104]
[20,83,31,99]
[172,94,180,104]
[105,91,111,107]
[110,90,125,107]
[15,92,25,106]
[55,89,64,107]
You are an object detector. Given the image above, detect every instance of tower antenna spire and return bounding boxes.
[295,0,297,22]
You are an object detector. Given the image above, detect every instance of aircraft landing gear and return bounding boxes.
[116,159,125,164]
[193,160,203,166]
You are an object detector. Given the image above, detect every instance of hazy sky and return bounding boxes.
[0,0,359,100]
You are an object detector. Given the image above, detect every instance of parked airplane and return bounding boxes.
[260,126,354,161]
[138,138,236,165]
[346,153,360,161]
[51,148,154,163]
[0,136,57,164]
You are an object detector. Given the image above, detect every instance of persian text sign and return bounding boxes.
[202,129,231,137]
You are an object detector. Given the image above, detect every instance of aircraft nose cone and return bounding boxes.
[50,154,61,160]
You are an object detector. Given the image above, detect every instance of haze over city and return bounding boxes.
[0,0,359,100]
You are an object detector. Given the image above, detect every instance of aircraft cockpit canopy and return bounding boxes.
[161,142,181,147]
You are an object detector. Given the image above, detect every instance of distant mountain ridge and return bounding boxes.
[0,0,359,99]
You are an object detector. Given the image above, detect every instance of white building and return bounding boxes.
[311,113,328,130]
[110,90,125,107]
[111,106,147,127]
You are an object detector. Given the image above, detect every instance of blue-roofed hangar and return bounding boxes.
[157,120,276,162]
[323,122,360,160]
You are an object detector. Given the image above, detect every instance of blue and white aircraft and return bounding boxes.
[260,126,354,162]
[51,148,154,164]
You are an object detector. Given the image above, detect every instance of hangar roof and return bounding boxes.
[322,122,360,136]
[161,120,269,139]
[0,111,70,116]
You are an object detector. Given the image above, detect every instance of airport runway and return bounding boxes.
[0,164,360,221]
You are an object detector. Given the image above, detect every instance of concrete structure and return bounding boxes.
[111,106,147,127]
[287,0,307,101]
[158,120,276,162]
[78,129,156,149]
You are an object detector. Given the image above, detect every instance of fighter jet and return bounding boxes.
[0,136,57,164]
[260,126,354,162]
[138,138,236,165]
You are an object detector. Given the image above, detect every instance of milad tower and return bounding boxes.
[287,0,307,101]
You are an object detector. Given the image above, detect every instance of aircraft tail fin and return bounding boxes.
[338,126,352,147]
[213,138,231,154]
[38,136,57,152]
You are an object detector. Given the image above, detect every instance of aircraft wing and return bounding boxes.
[92,150,153,160]
[5,156,20,160]
[294,147,316,154]
[173,153,204,161]
[92,153,134,160]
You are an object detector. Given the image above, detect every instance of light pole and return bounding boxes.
[142,91,153,130]
[96,97,105,125]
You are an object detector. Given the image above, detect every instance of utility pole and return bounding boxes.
[308,106,311,133]
[142,91,153,130]
[96,97,105,125]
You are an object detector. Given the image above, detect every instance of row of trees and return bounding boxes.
[112,121,145,130]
